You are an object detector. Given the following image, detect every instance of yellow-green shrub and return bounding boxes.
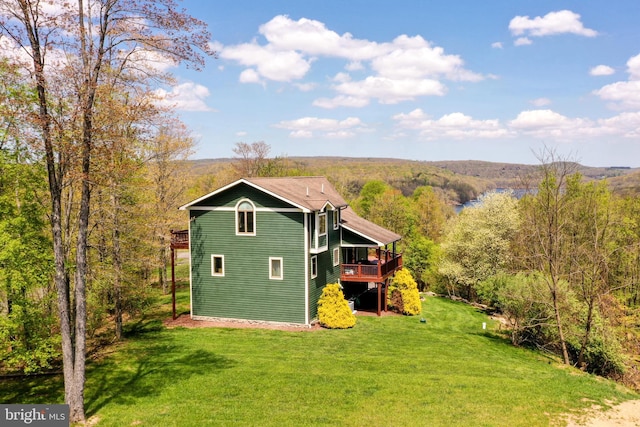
[317,283,356,329]
[390,269,422,316]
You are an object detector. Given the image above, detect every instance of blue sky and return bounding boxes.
[166,1,640,167]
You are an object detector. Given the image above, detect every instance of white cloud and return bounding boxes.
[596,112,640,137]
[514,37,533,46]
[491,42,503,49]
[508,109,597,140]
[627,53,640,80]
[530,98,552,107]
[220,41,311,82]
[371,35,483,82]
[594,53,640,109]
[127,48,178,73]
[0,35,32,66]
[312,96,370,109]
[345,61,364,71]
[236,131,248,137]
[290,130,313,138]
[239,69,262,84]
[294,82,316,92]
[393,109,508,139]
[333,76,446,104]
[509,10,598,38]
[392,107,640,143]
[217,15,483,107]
[274,116,367,138]
[594,81,640,109]
[589,65,615,76]
[153,82,214,112]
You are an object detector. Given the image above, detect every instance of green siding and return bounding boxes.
[308,211,341,320]
[191,208,307,324]
[193,182,294,209]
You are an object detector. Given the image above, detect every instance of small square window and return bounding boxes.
[211,255,224,276]
[311,256,318,279]
[333,247,340,267]
[270,257,283,280]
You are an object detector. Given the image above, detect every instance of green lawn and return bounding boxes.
[1,292,636,426]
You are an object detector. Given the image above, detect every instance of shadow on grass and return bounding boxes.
[0,374,64,404]
[85,320,235,417]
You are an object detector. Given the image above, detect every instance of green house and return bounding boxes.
[178,176,402,327]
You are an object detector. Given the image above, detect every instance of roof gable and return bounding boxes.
[180,176,348,212]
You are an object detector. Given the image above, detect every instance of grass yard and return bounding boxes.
[1,290,637,426]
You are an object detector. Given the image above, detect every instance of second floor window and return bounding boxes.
[237,200,255,235]
[318,212,327,236]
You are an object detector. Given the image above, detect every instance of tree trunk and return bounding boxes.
[577,299,595,368]
[111,191,123,340]
[551,288,570,365]
[159,241,167,294]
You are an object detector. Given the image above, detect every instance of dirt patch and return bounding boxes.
[163,310,400,331]
[163,315,321,331]
[563,400,640,427]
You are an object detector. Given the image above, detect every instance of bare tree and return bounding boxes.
[515,149,578,365]
[232,141,272,177]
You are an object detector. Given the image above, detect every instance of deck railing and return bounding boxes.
[340,252,402,282]
[170,229,189,249]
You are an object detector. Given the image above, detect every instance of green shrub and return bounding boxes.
[389,269,421,316]
[317,283,356,329]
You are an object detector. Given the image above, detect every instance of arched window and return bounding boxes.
[237,200,255,235]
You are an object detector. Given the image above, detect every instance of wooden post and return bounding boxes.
[377,281,382,316]
[171,247,176,320]
[384,278,389,312]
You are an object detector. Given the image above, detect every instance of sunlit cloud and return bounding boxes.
[216,15,484,107]
[589,65,615,76]
[509,10,598,39]
[153,82,215,112]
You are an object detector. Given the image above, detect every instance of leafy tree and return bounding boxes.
[0,58,57,373]
[367,187,415,237]
[411,185,454,242]
[403,235,439,291]
[142,123,194,294]
[515,156,577,365]
[477,273,556,346]
[563,177,620,368]
[0,147,57,373]
[439,191,520,300]
[353,180,389,218]
[0,0,213,421]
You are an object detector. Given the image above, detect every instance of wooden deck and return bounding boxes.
[340,251,402,282]
[170,229,189,249]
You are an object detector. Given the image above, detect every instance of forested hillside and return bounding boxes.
[184,156,639,204]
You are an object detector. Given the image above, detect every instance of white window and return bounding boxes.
[211,255,224,276]
[318,213,327,236]
[311,256,318,279]
[333,247,340,267]
[269,257,283,280]
[332,210,339,230]
[236,200,255,235]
